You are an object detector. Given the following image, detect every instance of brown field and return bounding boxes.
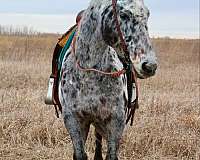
[0,34,199,160]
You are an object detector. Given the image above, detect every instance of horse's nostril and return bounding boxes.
[142,62,157,74]
[142,62,150,73]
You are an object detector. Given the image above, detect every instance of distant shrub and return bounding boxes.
[0,25,40,36]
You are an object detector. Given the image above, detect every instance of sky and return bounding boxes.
[0,0,199,38]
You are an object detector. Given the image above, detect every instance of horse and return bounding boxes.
[58,0,158,159]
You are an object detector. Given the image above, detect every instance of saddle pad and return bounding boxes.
[58,24,77,47]
[58,27,77,79]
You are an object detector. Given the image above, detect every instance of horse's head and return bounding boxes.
[101,0,158,79]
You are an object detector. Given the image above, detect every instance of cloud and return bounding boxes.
[0,0,90,14]
[0,13,76,33]
[148,11,199,38]
[0,0,199,38]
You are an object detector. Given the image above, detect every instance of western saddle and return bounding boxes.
[45,10,84,116]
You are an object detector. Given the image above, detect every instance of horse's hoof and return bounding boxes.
[73,153,88,160]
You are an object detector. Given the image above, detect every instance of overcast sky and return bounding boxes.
[0,0,199,38]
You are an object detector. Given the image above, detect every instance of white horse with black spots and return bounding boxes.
[59,0,158,159]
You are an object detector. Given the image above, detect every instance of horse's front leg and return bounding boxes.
[94,130,103,160]
[105,111,125,160]
[63,110,88,160]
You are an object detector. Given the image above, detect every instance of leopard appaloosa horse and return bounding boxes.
[59,0,158,159]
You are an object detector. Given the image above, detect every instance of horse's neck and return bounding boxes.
[76,36,108,69]
[75,12,109,69]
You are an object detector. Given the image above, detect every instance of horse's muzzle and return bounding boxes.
[142,61,157,76]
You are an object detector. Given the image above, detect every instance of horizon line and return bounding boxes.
[0,13,199,39]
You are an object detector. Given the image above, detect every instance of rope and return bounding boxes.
[76,60,126,78]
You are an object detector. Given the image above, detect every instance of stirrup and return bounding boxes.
[45,77,55,105]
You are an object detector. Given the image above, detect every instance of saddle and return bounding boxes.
[45,24,77,115]
[45,10,85,117]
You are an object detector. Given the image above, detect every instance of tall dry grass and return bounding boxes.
[0,34,199,160]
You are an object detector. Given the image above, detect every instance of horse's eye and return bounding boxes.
[145,25,148,30]
[120,12,130,21]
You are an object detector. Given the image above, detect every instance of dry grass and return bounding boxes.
[0,34,199,160]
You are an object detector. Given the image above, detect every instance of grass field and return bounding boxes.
[0,34,199,160]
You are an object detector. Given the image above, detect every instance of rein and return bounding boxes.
[72,22,126,78]
[76,60,126,78]
[72,0,139,126]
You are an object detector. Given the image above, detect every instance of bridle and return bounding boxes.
[74,0,139,126]
[112,0,139,126]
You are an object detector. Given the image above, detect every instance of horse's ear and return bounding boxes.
[129,0,145,5]
[117,0,143,4]
[117,0,132,5]
[130,0,144,2]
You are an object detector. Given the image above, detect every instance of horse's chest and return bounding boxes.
[66,74,126,116]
